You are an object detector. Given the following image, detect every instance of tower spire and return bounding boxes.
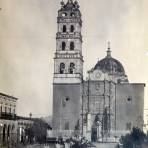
[107,41,111,58]
[60,0,65,9]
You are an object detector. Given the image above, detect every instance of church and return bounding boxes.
[52,0,145,142]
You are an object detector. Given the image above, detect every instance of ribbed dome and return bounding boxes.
[94,57,125,75]
[94,44,125,75]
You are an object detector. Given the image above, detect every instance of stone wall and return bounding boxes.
[52,83,82,136]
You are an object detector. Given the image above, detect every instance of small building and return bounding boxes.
[0,92,18,146]
[0,92,33,146]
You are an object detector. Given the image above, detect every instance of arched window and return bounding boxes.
[70,12,75,17]
[63,25,66,33]
[3,124,6,141]
[70,25,74,32]
[70,42,74,50]
[69,63,75,74]
[62,42,66,50]
[60,63,65,74]
[62,12,67,17]
[7,125,11,138]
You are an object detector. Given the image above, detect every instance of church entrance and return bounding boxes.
[91,113,102,142]
[91,108,110,142]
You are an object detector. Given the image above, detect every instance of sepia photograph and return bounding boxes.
[0,0,148,147]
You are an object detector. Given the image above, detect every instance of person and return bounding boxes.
[56,142,60,148]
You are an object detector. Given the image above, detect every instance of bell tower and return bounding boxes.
[52,0,83,135]
[53,0,83,83]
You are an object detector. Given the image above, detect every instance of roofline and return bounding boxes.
[82,80,145,86]
[0,92,18,100]
[93,57,126,75]
[116,83,146,87]
[126,83,146,86]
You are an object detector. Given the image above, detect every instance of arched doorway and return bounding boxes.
[3,124,7,143]
[102,107,110,139]
[7,124,11,141]
[18,126,25,143]
[91,113,102,142]
[11,124,15,145]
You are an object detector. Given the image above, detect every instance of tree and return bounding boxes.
[120,127,146,148]
[25,118,51,144]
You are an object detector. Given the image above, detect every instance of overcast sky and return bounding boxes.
[0,0,148,119]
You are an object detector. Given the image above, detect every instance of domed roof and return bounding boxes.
[94,45,125,75]
[94,57,125,75]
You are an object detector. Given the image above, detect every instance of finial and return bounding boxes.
[108,41,110,50]
[107,41,111,58]
[74,0,78,4]
[74,0,79,8]
[61,0,65,7]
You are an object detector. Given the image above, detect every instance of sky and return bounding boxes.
[0,0,148,120]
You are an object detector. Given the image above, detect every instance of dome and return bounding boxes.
[94,45,126,76]
[94,57,125,75]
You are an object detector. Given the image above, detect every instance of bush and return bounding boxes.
[25,119,50,144]
[120,127,146,148]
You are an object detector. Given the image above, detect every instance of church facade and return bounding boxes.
[52,0,145,142]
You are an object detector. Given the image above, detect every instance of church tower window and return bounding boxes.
[62,12,67,17]
[69,63,75,74]
[70,25,74,32]
[63,25,67,33]
[62,42,66,50]
[70,42,74,50]
[70,12,75,17]
[60,63,65,74]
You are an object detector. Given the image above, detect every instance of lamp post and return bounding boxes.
[29,113,32,119]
